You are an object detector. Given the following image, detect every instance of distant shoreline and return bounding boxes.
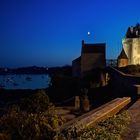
[0,66,49,75]
[0,65,72,75]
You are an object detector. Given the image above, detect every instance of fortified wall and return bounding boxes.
[108,66,140,99]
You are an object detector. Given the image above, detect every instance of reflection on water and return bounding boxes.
[0,74,50,89]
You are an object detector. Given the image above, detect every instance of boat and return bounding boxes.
[6,78,14,83]
[0,84,5,89]
[13,83,19,86]
[25,77,32,81]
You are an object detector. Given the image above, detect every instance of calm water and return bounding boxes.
[0,74,51,89]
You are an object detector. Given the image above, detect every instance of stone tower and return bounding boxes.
[117,49,128,67]
[122,23,140,65]
[81,40,106,77]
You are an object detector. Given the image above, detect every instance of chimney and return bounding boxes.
[82,40,84,47]
[130,27,134,33]
[136,30,138,36]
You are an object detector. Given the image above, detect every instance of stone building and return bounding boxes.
[72,40,106,77]
[122,23,140,65]
[117,49,128,67]
[72,56,81,77]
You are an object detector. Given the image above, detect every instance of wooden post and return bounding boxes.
[82,95,90,112]
[75,96,80,110]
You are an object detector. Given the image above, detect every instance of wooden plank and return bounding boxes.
[56,97,131,133]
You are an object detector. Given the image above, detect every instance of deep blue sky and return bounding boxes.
[0,0,140,67]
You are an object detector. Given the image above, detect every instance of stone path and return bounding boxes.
[123,99,140,140]
[55,107,76,121]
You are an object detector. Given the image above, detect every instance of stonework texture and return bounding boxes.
[123,38,140,65]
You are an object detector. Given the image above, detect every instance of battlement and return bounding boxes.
[126,23,140,38]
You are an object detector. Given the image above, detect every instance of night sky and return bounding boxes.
[0,0,140,67]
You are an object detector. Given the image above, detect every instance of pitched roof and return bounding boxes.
[72,56,81,63]
[118,49,128,59]
[82,43,105,53]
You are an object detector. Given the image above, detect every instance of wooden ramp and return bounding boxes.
[56,97,131,133]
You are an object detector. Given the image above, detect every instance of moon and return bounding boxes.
[88,32,90,35]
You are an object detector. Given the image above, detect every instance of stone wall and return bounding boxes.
[108,66,140,98]
[117,58,128,67]
[123,38,140,65]
[81,53,105,77]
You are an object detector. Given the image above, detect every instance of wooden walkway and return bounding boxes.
[123,99,140,140]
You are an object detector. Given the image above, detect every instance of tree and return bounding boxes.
[20,90,50,113]
[0,90,65,140]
